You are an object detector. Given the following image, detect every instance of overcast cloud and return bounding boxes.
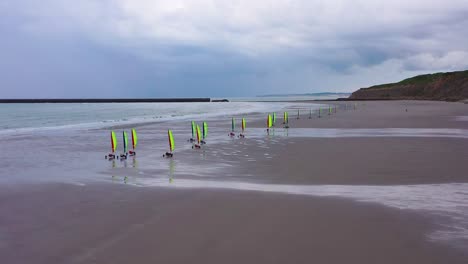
[1,0,468,97]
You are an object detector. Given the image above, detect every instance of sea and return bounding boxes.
[0,97,324,184]
[0,96,329,134]
[0,101,280,133]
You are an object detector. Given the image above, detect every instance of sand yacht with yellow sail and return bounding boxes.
[106,131,118,160]
[239,118,246,138]
[164,129,175,158]
[267,114,272,134]
[193,124,202,149]
[283,111,290,128]
[188,121,196,142]
[128,129,137,156]
[229,117,236,137]
[201,122,208,144]
[120,131,129,160]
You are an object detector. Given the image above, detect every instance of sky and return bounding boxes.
[1,0,468,98]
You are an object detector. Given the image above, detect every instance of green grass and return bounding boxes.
[365,70,468,89]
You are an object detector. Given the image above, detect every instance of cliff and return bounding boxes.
[349,70,468,101]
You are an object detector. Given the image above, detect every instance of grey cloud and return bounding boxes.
[1,0,468,97]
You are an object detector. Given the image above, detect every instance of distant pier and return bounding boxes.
[0,98,215,103]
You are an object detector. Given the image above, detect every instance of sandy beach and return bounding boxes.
[2,183,467,264]
[1,100,468,263]
[232,101,468,185]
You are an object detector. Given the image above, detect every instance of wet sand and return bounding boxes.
[234,137,468,185]
[1,183,467,264]
[146,100,468,185]
[2,100,468,263]
[285,100,468,129]
[228,100,468,185]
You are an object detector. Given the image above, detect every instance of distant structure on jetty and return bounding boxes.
[0,98,217,103]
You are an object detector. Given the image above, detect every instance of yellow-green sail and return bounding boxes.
[111,131,117,153]
[168,130,175,152]
[123,131,128,153]
[284,111,289,124]
[203,122,208,139]
[196,125,202,144]
[267,114,272,128]
[131,128,138,150]
[191,121,196,138]
[241,118,246,132]
[273,112,276,125]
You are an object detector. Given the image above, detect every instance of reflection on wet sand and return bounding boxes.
[169,159,175,184]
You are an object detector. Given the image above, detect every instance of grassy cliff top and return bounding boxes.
[364,70,468,90]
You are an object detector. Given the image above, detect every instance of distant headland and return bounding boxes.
[348,70,468,101]
[258,92,350,97]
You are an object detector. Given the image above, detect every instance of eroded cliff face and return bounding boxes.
[349,70,468,101]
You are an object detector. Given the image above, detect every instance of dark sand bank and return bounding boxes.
[1,183,466,264]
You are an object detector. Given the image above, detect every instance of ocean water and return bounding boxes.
[0,92,347,134]
[0,102,293,134]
